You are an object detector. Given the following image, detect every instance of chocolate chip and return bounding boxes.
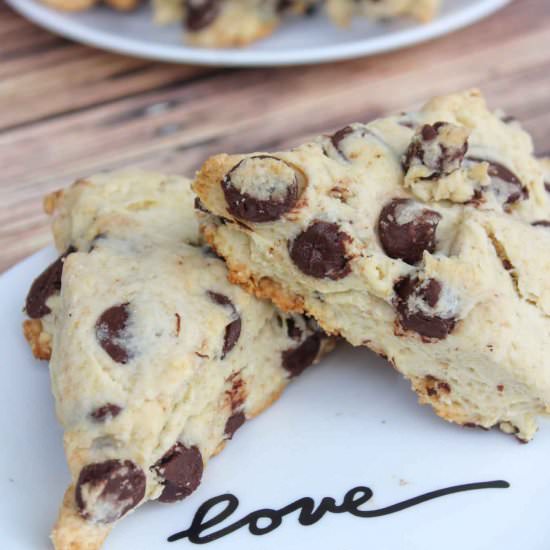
[545,182,550,194]
[76,459,145,523]
[184,0,220,31]
[326,125,386,161]
[208,292,241,358]
[90,404,122,422]
[329,126,354,160]
[425,375,451,396]
[282,332,322,378]
[25,247,76,319]
[222,156,300,223]
[378,198,441,265]
[224,412,246,439]
[289,221,351,279]
[532,220,550,228]
[153,443,203,503]
[394,276,456,340]
[285,317,303,341]
[467,157,528,205]
[194,196,211,214]
[276,0,298,12]
[403,122,468,178]
[95,303,131,364]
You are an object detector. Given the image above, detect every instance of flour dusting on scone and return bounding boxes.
[194,89,550,443]
[23,169,333,549]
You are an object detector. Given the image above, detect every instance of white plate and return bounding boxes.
[7,0,510,66]
[1,246,550,550]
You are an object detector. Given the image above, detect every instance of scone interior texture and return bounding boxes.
[23,170,332,550]
[194,89,550,443]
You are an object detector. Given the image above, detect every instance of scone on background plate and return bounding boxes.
[326,0,439,25]
[194,89,550,443]
[23,170,333,550]
[154,0,317,47]
[38,0,441,48]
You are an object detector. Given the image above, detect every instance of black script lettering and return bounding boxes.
[168,480,509,544]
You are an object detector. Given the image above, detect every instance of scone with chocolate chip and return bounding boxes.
[326,0,439,25]
[153,0,316,46]
[23,169,332,550]
[194,89,550,442]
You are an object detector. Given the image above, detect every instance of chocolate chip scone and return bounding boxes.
[194,89,550,443]
[153,0,316,46]
[23,169,332,550]
[326,0,439,25]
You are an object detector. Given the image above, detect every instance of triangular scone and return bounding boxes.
[23,170,333,550]
[194,89,550,442]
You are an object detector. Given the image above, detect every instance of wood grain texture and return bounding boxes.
[1,0,549,272]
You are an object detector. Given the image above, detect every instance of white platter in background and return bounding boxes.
[6,0,510,66]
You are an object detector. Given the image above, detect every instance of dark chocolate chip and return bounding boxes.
[532,220,550,228]
[276,0,298,12]
[222,156,300,223]
[403,122,468,178]
[289,221,351,280]
[467,157,528,205]
[394,276,456,340]
[282,332,322,378]
[95,303,131,364]
[329,126,355,160]
[378,198,441,265]
[421,124,438,141]
[76,459,145,523]
[285,317,303,341]
[208,291,241,358]
[90,404,122,422]
[25,247,76,319]
[184,0,221,31]
[545,182,550,194]
[224,412,246,439]
[153,443,203,503]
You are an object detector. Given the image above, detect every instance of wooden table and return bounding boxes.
[1,0,549,273]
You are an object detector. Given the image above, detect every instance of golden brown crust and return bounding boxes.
[44,190,64,216]
[51,486,111,550]
[22,319,52,360]
[104,0,141,11]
